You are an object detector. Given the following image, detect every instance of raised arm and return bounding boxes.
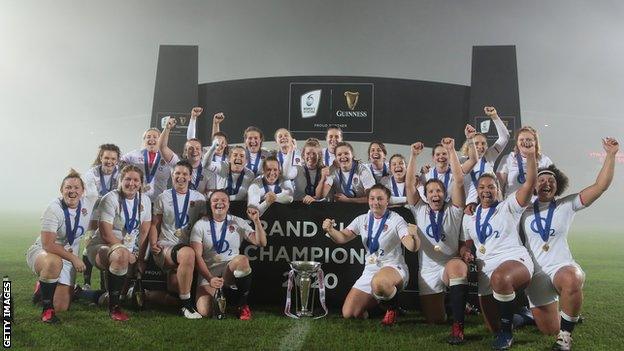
[187,107,203,140]
[282,139,298,180]
[201,138,220,169]
[460,125,478,175]
[441,137,466,208]
[406,142,424,205]
[515,140,537,207]
[211,112,225,137]
[246,208,267,247]
[322,218,356,244]
[158,117,177,163]
[579,137,619,206]
[483,106,510,162]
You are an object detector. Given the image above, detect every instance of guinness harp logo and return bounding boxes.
[344,91,360,110]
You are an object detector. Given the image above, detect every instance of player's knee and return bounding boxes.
[176,247,195,266]
[232,255,250,270]
[42,253,63,271]
[371,276,391,295]
[490,270,513,291]
[447,259,468,278]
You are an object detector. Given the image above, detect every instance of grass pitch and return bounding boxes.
[1,212,622,350]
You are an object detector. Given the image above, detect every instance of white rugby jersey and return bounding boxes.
[325,162,376,198]
[84,165,120,199]
[90,190,152,252]
[409,201,464,272]
[461,117,509,204]
[245,149,271,177]
[497,152,553,197]
[521,193,585,272]
[363,161,390,184]
[419,166,455,202]
[190,214,255,267]
[121,149,172,202]
[283,165,323,201]
[247,177,294,215]
[461,192,528,262]
[207,161,255,201]
[321,147,336,167]
[346,210,409,267]
[153,189,206,245]
[380,175,407,206]
[35,197,97,253]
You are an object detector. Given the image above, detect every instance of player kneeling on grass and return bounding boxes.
[191,190,267,320]
[26,169,97,323]
[85,165,151,321]
[459,139,538,350]
[521,137,618,351]
[405,138,475,344]
[149,160,207,319]
[323,184,420,326]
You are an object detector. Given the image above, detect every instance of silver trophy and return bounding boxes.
[284,261,328,319]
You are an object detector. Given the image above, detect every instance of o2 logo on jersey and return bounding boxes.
[76,226,85,237]
[425,225,447,242]
[481,224,500,239]
[215,240,231,255]
[530,219,556,236]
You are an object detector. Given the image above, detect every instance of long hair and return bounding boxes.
[92,144,121,167]
[514,126,542,157]
[302,138,323,169]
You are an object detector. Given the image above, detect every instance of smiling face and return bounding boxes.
[245,131,262,153]
[121,170,142,198]
[474,134,488,157]
[326,129,342,151]
[516,131,535,156]
[210,191,230,220]
[368,143,386,163]
[184,140,202,162]
[336,145,353,171]
[213,135,227,154]
[433,146,448,168]
[100,150,119,174]
[425,181,445,211]
[368,188,389,216]
[172,165,191,192]
[477,176,499,208]
[275,128,292,150]
[303,145,320,168]
[535,173,557,202]
[390,156,406,180]
[229,147,247,173]
[143,129,160,152]
[60,178,84,208]
[263,160,280,184]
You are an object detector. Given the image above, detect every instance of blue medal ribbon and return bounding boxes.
[369,163,389,182]
[303,165,321,196]
[190,164,203,191]
[226,170,245,196]
[98,166,117,196]
[171,189,190,229]
[470,157,486,188]
[390,176,405,197]
[246,149,261,176]
[366,210,390,254]
[210,217,229,254]
[515,153,526,184]
[427,206,445,243]
[121,196,139,234]
[475,202,498,246]
[433,167,451,190]
[338,161,357,198]
[60,200,82,246]
[262,178,282,194]
[142,149,161,185]
[532,200,556,243]
[324,149,331,166]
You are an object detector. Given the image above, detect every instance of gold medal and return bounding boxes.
[64,244,73,253]
[124,233,133,246]
[142,184,151,192]
[434,245,442,252]
[542,243,549,252]
[479,245,486,254]
[367,255,378,264]
[175,228,183,237]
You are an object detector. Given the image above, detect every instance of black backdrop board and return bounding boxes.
[469,46,522,163]
[150,45,198,153]
[226,202,417,309]
[196,76,470,147]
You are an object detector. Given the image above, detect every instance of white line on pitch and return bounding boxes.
[278,319,311,351]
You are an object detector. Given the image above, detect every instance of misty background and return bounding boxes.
[1,0,622,231]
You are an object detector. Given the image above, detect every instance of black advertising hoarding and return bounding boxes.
[288,82,374,134]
